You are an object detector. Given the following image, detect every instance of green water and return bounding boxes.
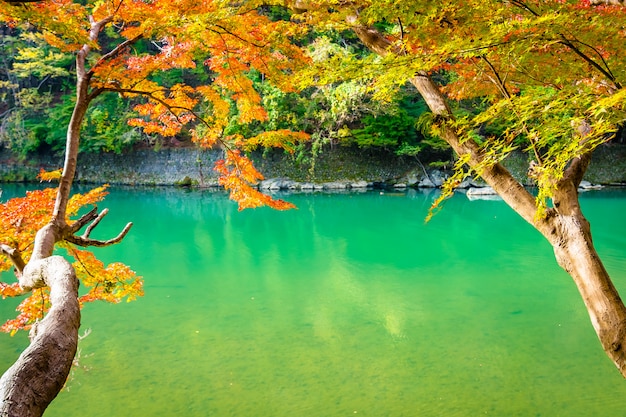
[2,185,626,416]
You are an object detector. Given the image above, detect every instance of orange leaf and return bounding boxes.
[37,168,63,182]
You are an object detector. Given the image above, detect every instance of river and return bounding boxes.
[1,185,626,416]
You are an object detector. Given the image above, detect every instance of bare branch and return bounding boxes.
[65,222,133,248]
[82,208,109,238]
[67,206,99,235]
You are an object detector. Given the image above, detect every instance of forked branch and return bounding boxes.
[64,208,133,248]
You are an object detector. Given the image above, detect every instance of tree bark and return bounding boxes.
[0,257,79,417]
[543,180,626,374]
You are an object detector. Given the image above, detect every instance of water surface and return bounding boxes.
[1,185,626,416]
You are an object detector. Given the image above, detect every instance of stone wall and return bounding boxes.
[0,144,624,188]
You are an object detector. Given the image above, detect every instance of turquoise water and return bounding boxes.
[1,185,626,416]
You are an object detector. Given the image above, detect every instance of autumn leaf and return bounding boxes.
[38,168,63,182]
[215,150,296,211]
[0,185,140,333]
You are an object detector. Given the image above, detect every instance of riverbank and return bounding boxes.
[0,144,624,189]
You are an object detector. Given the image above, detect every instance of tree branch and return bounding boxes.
[481,56,544,165]
[506,1,621,89]
[65,222,133,248]
[558,36,622,90]
[0,244,26,274]
[561,119,595,188]
[81,208,109,238]
[211,25,265,48]
[87,34,143,77]
[349,22,540,225]
[102,86,200,127]
[63,205,133,248]
[562,153,593,189]
[67,206,99,235]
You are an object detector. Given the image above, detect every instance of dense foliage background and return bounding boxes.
[0,10,453,164]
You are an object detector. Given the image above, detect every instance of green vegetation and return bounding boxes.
[0,24,449,162]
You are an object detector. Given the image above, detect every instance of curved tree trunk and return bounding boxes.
[418,75,626,376]
[414,72,626,376]
[0,257,80,417]
[346,19,626,376]
[0,109,88,415]
[0,20,102,414]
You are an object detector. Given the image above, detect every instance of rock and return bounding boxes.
[259,178,296,190]
[469,178,488,187]
[467,186,498,196]
[579,180,603,191]
[418,177,437,188]
[402,168,422,187]
[175,176,193,187]
[430,170,447,187]
[350,180,369,189]
[466,186,502,201]
[322,181,350,190]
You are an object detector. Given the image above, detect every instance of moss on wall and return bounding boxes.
[0,145,623,187]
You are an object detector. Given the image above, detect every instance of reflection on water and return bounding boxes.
[1,186,626,416]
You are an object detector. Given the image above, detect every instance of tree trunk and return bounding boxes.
[0,13,133,416]
[416,73,626,376]
[0,257,80,417]
[0,44,94,415]
[540,181,626,374]
[347,20,626,376]
[551,212,626,373]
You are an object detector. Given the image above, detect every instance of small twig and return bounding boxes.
[211,24,266,48]
[82,208,109,238]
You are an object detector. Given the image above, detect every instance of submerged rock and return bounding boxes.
[466,186,502,201]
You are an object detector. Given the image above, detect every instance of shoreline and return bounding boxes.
[0,144,624,190]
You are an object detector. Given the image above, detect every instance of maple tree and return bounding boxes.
[0,173,141,416]
[0,0,311,414]
[286,0,626,376]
